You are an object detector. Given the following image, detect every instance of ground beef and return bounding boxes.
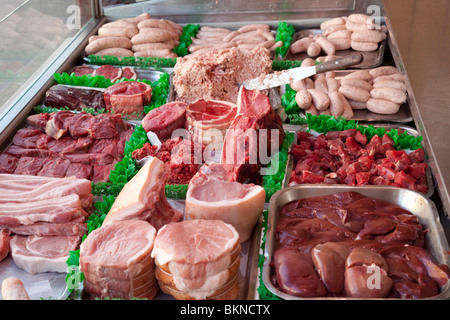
[173,47,272,104]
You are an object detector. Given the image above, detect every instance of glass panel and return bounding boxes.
[101,0,356,13]
[0,0,94,116]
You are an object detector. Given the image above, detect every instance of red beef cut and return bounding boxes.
[0,154,19,174]
[142,101,188,140]
[93,65,123,82]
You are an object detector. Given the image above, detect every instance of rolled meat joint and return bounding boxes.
[1,278,30,300]
[103,81,152,117]
[80,219,158,300]
[185,163,265,243]
[151,219,241,300]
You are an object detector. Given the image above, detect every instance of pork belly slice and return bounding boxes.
[103,156,182,230]
[0,174,92,208]
[151,219,240,267]
[7,216,87,237]
[0,193,87,227]
[80,220,157,299]
[185,163,265,243]
[0,229,12,262]
[10,234,81,274]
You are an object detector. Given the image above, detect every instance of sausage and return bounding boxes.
[340,94,354,119]
[132,42,174,51]
[340,78,373,92]
[328,91,344,117]
[372,80,407,92]
[166,52,178,58]
[223,30,240,42]
[134,48,173,58]
[351,30,385,43]
[201,26,232,34]
[238,23,270,33]
[307,42,322,57]
[301,58,316,67]
[315,56,326,63]
[307,89,331,111]
[164,19,183,34]
[345,20,371,32]
[268,40,283,51]
[98,26,139,38]
[124,13,151,25]
[366,98,401,114]
[138,19,171,30]
[372,73,405,83]
[94,48,134,57]
[351,40,379,52]
[339,84,371,103]
[369,66,400,78]
[257,29,275,41]
[295,90,313,109]
[290,37,315,54]
[315,35,335,55]
[139,27,179,40]
[314,77,329,94]
[342,70,373,82]
[348,13,372,24]
[88,35,105,44]
[1,278,29,300]
[319,108,331,115]
[290,79,308,91]
[347,99,367,110]
[326,29,352,40]
[85,37,132,55]
[320,17,345,31]
[131,30,177,44]
[323,24,347,37]
[305,103,319,115]
[370,87,407,104]
[102,19,137,29]
[327,38,351,50]
[326,78,340,92]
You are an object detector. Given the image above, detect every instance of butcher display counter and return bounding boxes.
[0,0,449,302]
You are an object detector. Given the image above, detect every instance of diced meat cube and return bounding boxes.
[300,170,325,184]
[394,171,417,191]
[409,148,425,163]
[355,171,371,185]
[377,165,396,180]
[382,134,394,146]
[406,162,427,180]
[354,130,367,146]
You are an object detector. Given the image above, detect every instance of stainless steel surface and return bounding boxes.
[382,0,450,219]
[262,185,450,300]
[285,29,387,69]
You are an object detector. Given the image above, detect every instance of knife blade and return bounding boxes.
[243,53,363,90]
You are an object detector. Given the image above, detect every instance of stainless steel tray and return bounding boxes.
[262,184,450,300]
[284,124,435,198]
[284,28,386,69]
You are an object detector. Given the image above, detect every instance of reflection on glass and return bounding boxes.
[0,0,93,115]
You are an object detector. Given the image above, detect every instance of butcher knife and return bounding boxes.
[243,53,363,90]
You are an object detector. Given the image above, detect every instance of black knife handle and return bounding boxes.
[315,53,364,74]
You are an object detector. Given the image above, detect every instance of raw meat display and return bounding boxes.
[0,111,132,182]
[185,163,265,242]
[44,85,106,111]
[80,219,158,300]
[142,101,188,140]
[151,219,241,300]
[186,99,237,146]
[103,156,183,230]
[271,191,449,298]
[289,129,429,194]
[132,137,203,185]
[173,47,272,104]
[103,81,152,116]
[221,86,285,184]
